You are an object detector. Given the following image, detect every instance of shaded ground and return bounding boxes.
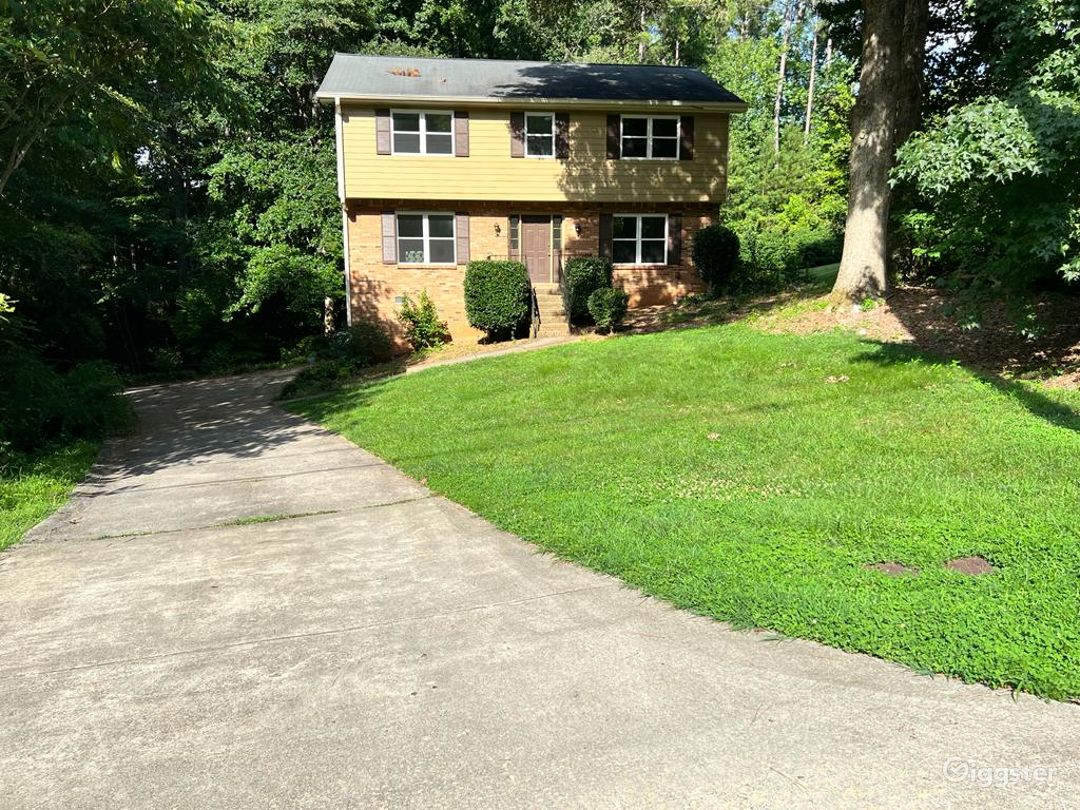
[3,372,1079,807]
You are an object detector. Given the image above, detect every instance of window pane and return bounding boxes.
[612,240,638,264]
[527,135,553,156]
[398,239,425,263]
[429,239,455,263]
[640,216,666,239]
[622,137,647,158]
[428,215,454,238]
[397,215,423,237]
[394,133,421,153]
[652,137,678,158]
[640,240,666,264]
[652,118,678,137]
[527,114,553,135]
[426,133,452,154]
[425,113,452,133]
[622,117,647,137]
[613,216,636,239]
[392,112,420,131]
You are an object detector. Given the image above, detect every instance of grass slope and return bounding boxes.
[0,441,98,551]
[294,324,1080,700]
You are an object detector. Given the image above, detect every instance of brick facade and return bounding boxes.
[347,202,713,346]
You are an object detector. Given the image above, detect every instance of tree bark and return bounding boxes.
[804,13,819,142]
[831,0,928,302]
[773,0,799,153]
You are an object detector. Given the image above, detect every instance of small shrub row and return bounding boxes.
[563,256,613,322]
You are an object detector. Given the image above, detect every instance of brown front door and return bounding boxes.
[521,216,551,284]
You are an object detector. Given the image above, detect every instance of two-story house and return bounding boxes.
[317,54,745,342]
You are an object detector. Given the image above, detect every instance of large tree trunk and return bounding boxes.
[831,0,928,302]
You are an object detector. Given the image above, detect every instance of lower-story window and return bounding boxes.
[397,212,456,264]
[612,214,667,264]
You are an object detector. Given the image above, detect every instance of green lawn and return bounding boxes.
[0,441,99,551]
[292,324,1080,700]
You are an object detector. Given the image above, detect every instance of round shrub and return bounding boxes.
[586,287,629,333]
[329,321,394,367]
[562,256,613,322]
[693,224,741,293]
[463,260,531,339]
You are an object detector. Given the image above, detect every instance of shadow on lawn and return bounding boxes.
[851,341,1080,433]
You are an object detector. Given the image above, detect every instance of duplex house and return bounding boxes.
[317,54,745,342]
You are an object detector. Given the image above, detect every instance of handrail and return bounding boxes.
[529,284,540,338]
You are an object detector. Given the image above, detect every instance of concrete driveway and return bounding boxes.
[1,371,1077,809]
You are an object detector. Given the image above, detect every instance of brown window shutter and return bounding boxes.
[455,212,470,264]
[454,111,469,157]
[555,113,570,159]
[599,214,613,258]
[510,112,525,158]
[679,116,694,160]
[381,212,397,263]
[668,214,683,265]
[606,114,621,159]
[376,109,392,155]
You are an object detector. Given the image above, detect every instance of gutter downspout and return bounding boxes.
[335,96,353,327]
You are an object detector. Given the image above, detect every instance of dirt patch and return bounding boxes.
[864,561,920,577]
[754,286,1080,383]
[945,556,996,576]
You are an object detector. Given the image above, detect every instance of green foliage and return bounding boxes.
[586,286,629,332]
[692,224,741,292]
[398,290,450,352]
[294,323,1080,700]
[463,260,531,339]
[891,0,1080,308]
[279,320,394,398]
[562,256,614,322]
[0,349,131,455]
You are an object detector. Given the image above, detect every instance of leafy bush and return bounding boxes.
[463,260,531,339]
[693,224,741,293]
[562,256,613,322]
[0,350,131,456]
[398,290,449,351]
[587,287,629,332]
[278,320,394,399]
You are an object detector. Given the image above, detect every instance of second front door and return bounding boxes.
[521,216,551,284]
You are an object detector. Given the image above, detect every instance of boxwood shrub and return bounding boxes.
[693,223,741,293]
[562,256,613,323]
[463,260,531,339]
[587,287,629,333]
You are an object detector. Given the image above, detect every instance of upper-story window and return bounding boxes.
[392,111,453,155]
[612,214,667,264]
[525,113,555,157]
[397,212,456,264]
[621,116,679,159]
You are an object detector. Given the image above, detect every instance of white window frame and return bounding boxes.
[396,211,457,265]
[620,115,680,160]
[390,109,455,156]
[611,214,668,265]
[524,112,555,158]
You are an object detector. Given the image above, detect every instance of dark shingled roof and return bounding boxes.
[317,54,745,107]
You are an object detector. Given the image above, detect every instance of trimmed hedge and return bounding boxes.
[463,260,531,339]
[563,256,612,323]
[587,287,629,332]
[693,224,741,293]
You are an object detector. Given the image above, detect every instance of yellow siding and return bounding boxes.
[340,105,729,202]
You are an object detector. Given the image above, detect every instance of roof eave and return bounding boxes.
[315,91,747,113]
